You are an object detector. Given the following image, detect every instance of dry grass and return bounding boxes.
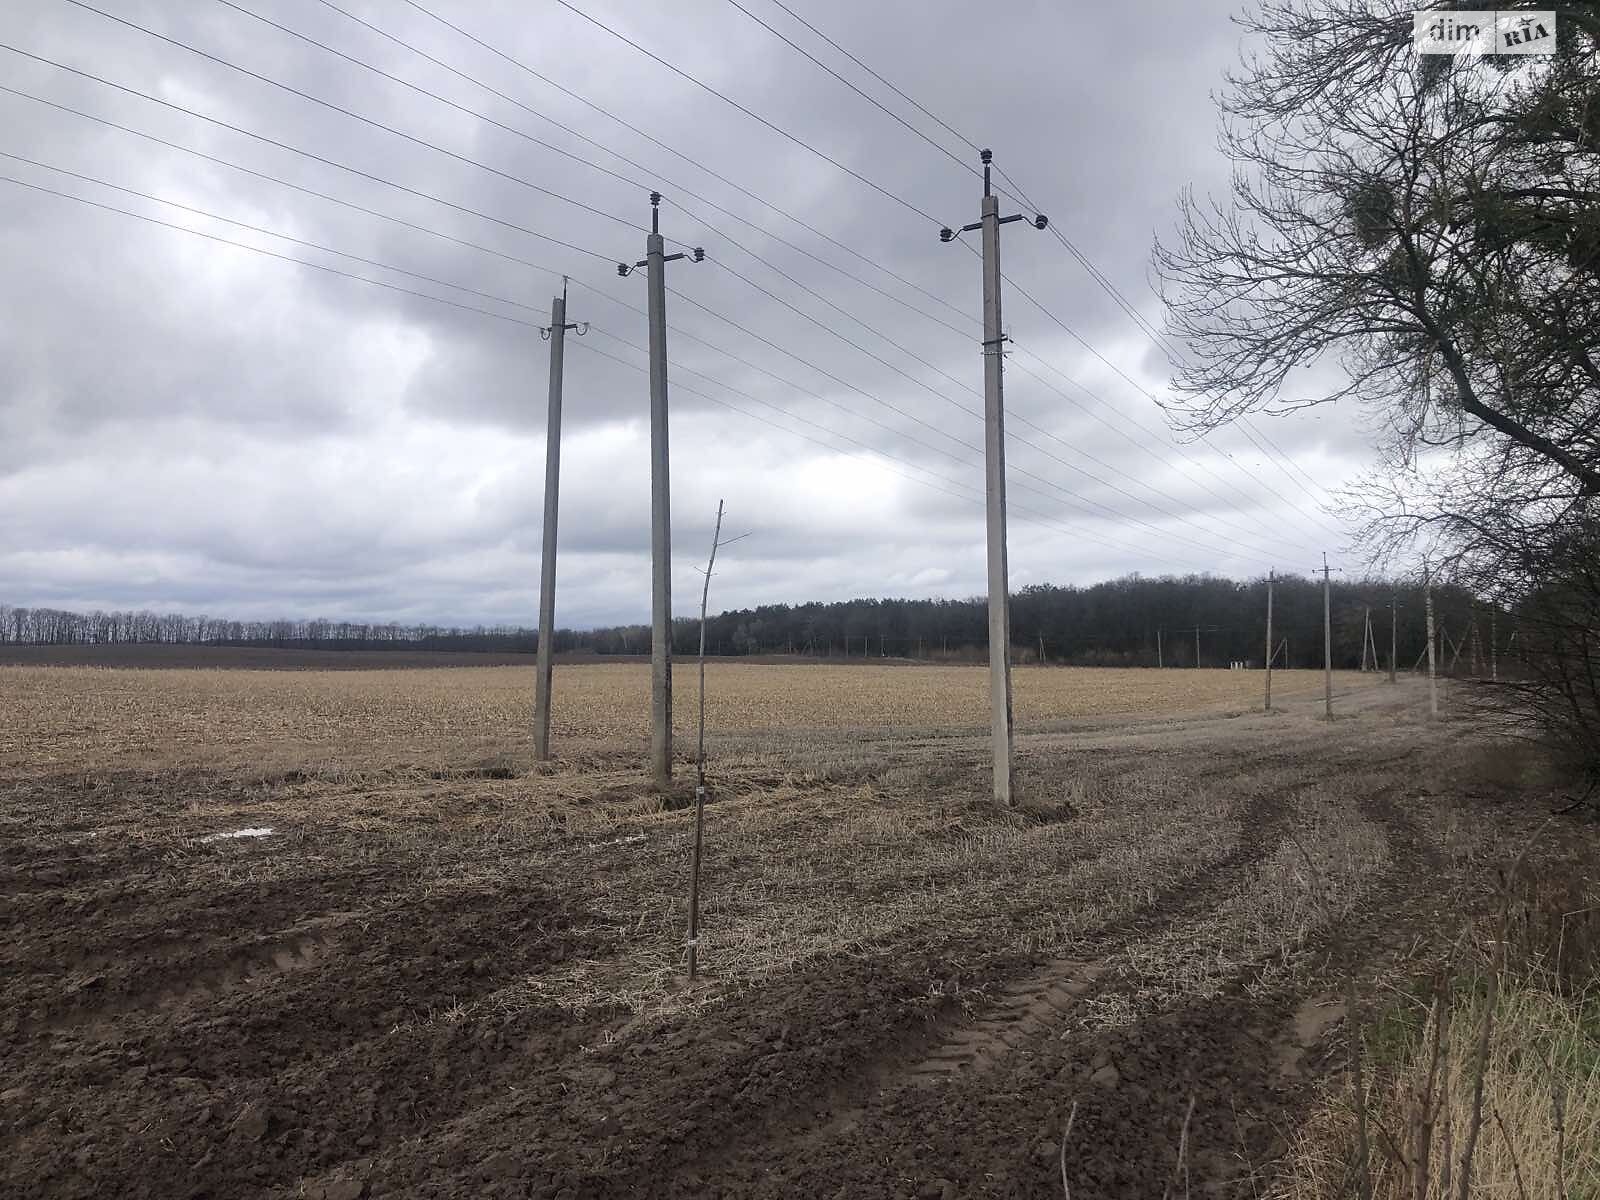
[0,662,1362,775]
[1277,869,1600,1200]
[1279,972,1600,1199]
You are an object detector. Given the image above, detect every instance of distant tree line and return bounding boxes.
[0,572,1500,671]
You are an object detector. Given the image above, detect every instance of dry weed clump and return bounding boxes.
[1280,969,1600,1199]
[1278,874,1600,1200]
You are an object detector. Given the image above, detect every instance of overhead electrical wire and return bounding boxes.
[301,0,1334,551]
[53,2,673,242]
[389,0,971,328]
[11,7,1325,570]
[10,18,1322,564]
[719,0,1349,531]
[0,63,618,266]
[0,166,1244,572]
[549,0,949,227]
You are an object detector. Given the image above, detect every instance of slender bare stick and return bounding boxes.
[1413,977,1446,1200]
[1350,970,1373,1200]
[1059,1100,1078,1200]
[1552,1077,1568,1200]
[1493,1108,1531,1200]
[685,500,725,981]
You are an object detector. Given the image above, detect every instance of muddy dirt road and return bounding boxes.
[1,671,1588,1198]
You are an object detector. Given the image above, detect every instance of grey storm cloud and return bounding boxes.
[0,0,1375,628]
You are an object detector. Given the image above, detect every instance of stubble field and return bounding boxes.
[1,659,1592,1199]
[0,661,1350,775]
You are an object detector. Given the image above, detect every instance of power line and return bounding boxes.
[701,255,1321,560]
[187,0,1327,558]
[550,0,950,227]
[9,23,1322,566]
[222,0,981,345]
[567,338,1241,570]
[4,92,1232,556]
[0,173,539,327]
[55,2,670,242]
[762,0,983,157]
[0,150,553,315]
[719,0,976,177]
[5,159,1286,576]
[2,153,1269,566]
[715,6,1348,528]
[0,70,616,266]
[1000,265,1345,538]
[392,0,973,328]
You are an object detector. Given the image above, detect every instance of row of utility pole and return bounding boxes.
[533,192,701,787]
[528,164,1468,805]
[1264,561,1440,721]
[530,161,1043,805]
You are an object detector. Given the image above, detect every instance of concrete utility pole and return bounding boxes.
[533,280,586,762]
[1424,565,1439,718]
[1157,627,1163,668]
[939,151,1047,806]
[619,193,704,788]
[1264,570,1274,712]
[1321,553,1334,720]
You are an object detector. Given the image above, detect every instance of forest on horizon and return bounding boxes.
[0,572,1497,672]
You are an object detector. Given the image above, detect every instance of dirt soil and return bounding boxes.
[2,672,1593,1199]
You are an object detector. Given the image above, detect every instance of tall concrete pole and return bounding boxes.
[1264,570,1274,712]
[645,205,674,787]
[618,193,704,788]
[533,281,582,761]
[1322,552,1334,720]
[938,152,1045,806]
[980,180,1014,805]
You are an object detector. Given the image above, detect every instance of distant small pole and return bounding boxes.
[1388,593,1397,685]
[1321,552,1334,720]
[534,280,585,761]
[1157,627,1164,668]
[1490,609,1498,681]
[1424,566,1439,718]
[686,500,726,982]
[1038,632,1045,664]
[1195,624,1202,669]
[1264,570,1274,712]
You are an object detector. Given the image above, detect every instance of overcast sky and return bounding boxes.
[0,0,1377,628]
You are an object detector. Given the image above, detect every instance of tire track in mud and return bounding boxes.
[905,958,1108,1082]
[15,918,347,1040]
[645,786,1304,1191]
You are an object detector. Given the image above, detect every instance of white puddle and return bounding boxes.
[200,827,276,843]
